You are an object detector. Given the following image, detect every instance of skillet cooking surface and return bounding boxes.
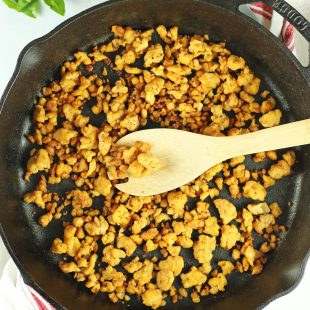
[0,1,310,309]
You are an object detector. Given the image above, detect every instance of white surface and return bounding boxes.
[0,261,39,310]
[0,0,309,309]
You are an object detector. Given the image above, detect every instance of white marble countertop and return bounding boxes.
[0,0,309,309]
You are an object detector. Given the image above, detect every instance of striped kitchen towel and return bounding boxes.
[246,1,296,53]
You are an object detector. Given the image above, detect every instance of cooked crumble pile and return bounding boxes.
[23,25,295,309]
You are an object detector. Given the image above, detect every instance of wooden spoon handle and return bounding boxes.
[221,119,310,158]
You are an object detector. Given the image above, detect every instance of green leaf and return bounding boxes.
[44,0,65,16]
[2,0,39,18]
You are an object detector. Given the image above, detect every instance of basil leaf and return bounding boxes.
[2,0,39,18]
[44,0,65,16]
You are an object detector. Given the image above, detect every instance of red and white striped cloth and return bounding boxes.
[26,285,55,310]
[0,260,55,310]
[0,2,296,310]
[248,1,296,53]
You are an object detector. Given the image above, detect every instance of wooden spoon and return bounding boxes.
[113,119,310,196]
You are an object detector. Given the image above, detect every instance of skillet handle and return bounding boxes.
[265,0,310,41]
[227,0,310,42]
[226,0,310,80]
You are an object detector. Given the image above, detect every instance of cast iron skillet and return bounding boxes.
[1,0,310,309]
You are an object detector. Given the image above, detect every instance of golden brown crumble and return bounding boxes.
[23,25,295,309]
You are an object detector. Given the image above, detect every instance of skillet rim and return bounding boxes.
[0,0,310,308]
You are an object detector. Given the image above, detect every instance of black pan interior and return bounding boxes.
[0,1,310,310]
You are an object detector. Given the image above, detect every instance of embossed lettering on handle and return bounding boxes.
[272,0,309,34]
